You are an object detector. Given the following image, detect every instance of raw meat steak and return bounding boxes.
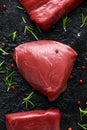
[19,0,85,30]
[13,40,78,101]
[6,109,61,130]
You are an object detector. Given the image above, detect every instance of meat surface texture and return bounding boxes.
[19,0,85,30]
[6,109,61,130]
[13,40,78,101]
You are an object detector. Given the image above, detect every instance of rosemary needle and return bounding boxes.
[22,92,35,109]
[78,107,87,130]
[22,16,26,24]
[24,26,39,40]
[22,17,39,40]
[17,6,24,11]
[8,31,17,41]
[4,68,18,91]
[80,13,87,27]
[0,61,4,73]
[62,16,71,32]
[78,123,87,130]
[79,107,87,121]
[0,48,8,55]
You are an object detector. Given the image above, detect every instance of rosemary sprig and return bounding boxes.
[79,107,87,121]
[4,68,18,91]
[80,13,87,27]
[8,31,17,41]
[0,61,4,73]
[0,48,8,55]
[78,123,87,130]
[78,107,87,130]
[22,17,39,40]
[17,6,24,11]
[62,16,71,32]
[22,16,26,24]
[24,26,39,40]
[22,92,35,109]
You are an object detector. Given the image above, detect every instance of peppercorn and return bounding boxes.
[2,4,7,10]
[81,65,86,70]
[77,100,81,105]
[79,79,83,84]
[11,86,16,91]
[1,42,5,46]
[11,63,15,68]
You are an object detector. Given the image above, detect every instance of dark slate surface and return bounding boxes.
[0,0,87,130]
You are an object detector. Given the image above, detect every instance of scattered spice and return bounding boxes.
[2,4,7,10]
[62,16,71,32]
[11,63,15,68]
[4,68,18,91]
[1,42,6,46]
[0,48,8,55]
[11,86,16,91]
[81,65,86,70]
[22,92,35,109]
[79,79,83,84]
[22,17,39,40]
[8,31,17,41]
[77,100,81,105]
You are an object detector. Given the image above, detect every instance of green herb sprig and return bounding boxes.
[22,16,26,24]
[4,68,18,91]
[17,6,24,11]
[79,107,87,121]
[80,13,87,27]
[22,17,39,40]
[22,92,35,109]
[0,61,4,73]
[78,107,87,130]
[8,31,17,41]
[78,123,87,130]
[24,26,39,40]
[0,48,8,55]
[62,16,71,32]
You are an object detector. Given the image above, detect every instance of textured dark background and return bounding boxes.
[0,0,87,130]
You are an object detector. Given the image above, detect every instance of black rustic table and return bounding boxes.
[0,0,87,130]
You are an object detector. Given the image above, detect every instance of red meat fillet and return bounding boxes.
[13,40,77,101]
[19,0,85,30]
[6,109,61,130]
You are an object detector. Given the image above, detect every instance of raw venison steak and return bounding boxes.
[6,109,61,130]
[19,0,85,30]
[13,40,78,101]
